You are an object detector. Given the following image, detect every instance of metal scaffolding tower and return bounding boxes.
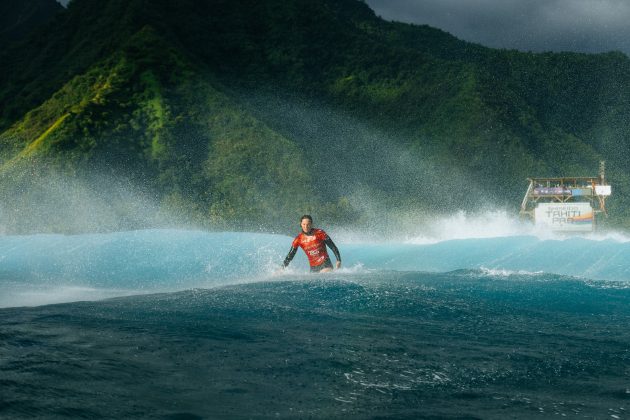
[519,162,611,232]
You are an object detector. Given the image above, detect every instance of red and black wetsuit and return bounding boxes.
[283,228,341,272]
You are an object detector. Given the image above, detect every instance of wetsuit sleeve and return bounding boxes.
[324,236,341,262]
[283,246,298,267]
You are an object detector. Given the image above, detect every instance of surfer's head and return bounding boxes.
[300,215,313,233]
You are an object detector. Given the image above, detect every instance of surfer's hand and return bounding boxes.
[335,261,341,269]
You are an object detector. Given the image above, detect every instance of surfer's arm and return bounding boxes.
[283,246,298,268]
[324,237,341,264]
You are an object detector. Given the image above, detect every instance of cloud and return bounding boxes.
[53,0,630,54]
[365,0,630,55]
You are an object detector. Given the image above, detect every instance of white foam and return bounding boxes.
[404,210,554,244]
[402,210,630,244]
[334,263,372,274]
[478,267,544,277]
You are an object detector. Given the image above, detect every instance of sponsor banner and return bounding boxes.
[595,185,611,196]
[534,203,593,232]
[534,187,571,195]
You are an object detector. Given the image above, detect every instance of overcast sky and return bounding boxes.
[365,0,630,55]
[56,0,630,55]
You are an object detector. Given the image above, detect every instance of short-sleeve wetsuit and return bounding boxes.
[283,228,341,272]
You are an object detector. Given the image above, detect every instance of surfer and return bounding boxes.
[283,215,341,273]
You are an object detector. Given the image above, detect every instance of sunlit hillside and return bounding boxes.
[2,0,630,233]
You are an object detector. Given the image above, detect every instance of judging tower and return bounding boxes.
[519,161,611,232]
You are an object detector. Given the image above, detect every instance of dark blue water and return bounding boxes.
[1,230,629,418]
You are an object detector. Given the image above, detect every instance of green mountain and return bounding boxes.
[1,0,629,234]
[0,0,62,47]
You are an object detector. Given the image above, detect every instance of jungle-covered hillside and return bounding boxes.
[1,0,629,233]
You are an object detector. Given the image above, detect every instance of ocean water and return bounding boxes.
[1,229,630,418]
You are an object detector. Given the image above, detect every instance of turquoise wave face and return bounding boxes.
[1,229,629,307]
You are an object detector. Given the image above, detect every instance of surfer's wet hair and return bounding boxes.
[300,214,313,222]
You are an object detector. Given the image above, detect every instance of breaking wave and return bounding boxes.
[1,226,630,307]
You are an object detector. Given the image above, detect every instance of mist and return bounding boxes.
[235,90,514,237]
[0,164,189,235]
[0,87,532,238]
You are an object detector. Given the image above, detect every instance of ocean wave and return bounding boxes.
[1,229,630,307]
